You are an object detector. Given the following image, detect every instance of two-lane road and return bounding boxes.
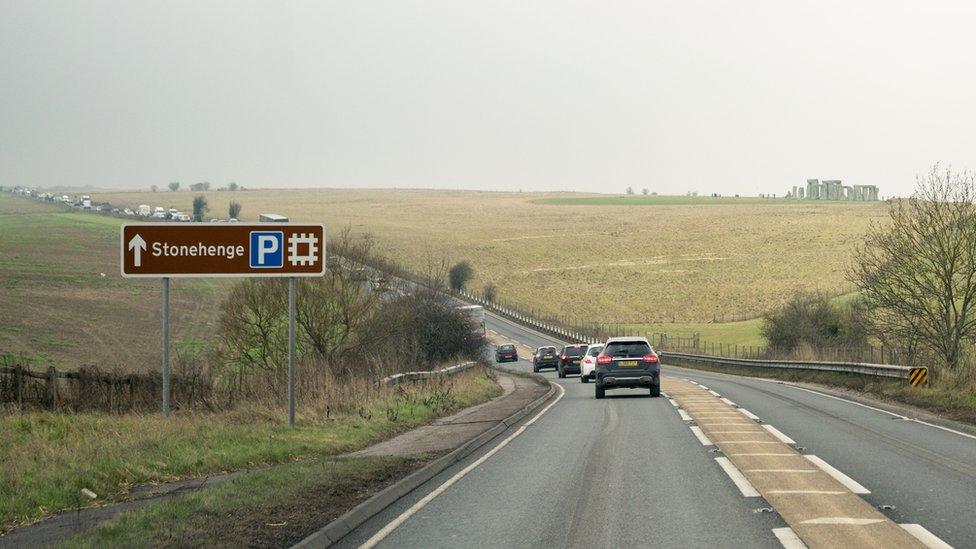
[335,312,973,548]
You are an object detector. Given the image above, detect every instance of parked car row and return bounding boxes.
[495,336,660,399]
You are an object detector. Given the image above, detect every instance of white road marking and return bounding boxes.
[768,490,845,495]
[714,441,783,444]
[800,517,883,525]
[899,524,954,549]
[689,426,714,446]
[709,390,721,397]
[660,391,670,398]
[762,424,796,445]
[678,409,693,421]
[804,455,870,494]
[745,469,818,473]
[785,385,976,442]
[689,414,746,418]
[709,430,765,434]
[731,453,799,457]
[715,457,761,497]
[772,527,808,549]
[668,399,679,407]
[358,382,566,549]
[721,397,736,406]
[738,408,761,420]
[699,385,710,390]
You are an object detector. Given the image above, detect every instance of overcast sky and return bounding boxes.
[2,1,974,196]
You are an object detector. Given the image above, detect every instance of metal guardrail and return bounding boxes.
[659,351,913,380]
[378,361,479,387]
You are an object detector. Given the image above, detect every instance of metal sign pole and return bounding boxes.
[162,277,170,417]
[288,276,296,427]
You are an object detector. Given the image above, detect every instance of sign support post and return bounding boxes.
[161,276,170,418]
[121,223,325,422]
[288,276,297,427]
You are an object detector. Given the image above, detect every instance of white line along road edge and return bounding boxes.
[899,524,954,549]
[358,382,566,549]
[772,527,808,549]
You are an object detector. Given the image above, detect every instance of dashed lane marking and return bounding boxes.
[772,527,808,549]
[745,469,818,474]
[721,397,736,406]
[678,409,693,421]
[738,408,761,420]
[803,455,870,494]
[899,524,954,549]
[715,457,761,497]
[689,426,714,446]
[768,490,845,495]
[668,399,679,407]
[762,425,797,445]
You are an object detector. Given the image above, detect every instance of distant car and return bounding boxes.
[594,337,660,399]
[228,218,239,223]
[495,344,518,363]
[152,211,167,219]
[579,344,604,383]
[532,346,559,372]
[178,213,192,222]
[123,208,134,216]
[557,344,587,378]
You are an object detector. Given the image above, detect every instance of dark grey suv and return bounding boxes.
[594,337,660,398]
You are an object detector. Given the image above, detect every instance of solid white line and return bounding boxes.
[899,524,954,549]
[709,390,721,397]
[800,517,883,525]
[787,384,976,442]
[738,408,761,420]
[763,424,797,445]
[709,430,765,434]
[660,391,670,398]
[804,455,870,494]
[721,397,736,406]
[772,527,808,549]
[358,382,566,549]
[678,409,693,421]
[699,384,710,390]
[689,426,714,446]
[768,490,845,495]
[715,457,761,497]
[668,399,679,407]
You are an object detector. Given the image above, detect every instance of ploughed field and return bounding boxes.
[90,188,885,331]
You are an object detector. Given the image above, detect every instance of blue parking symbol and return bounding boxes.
[250,231,284,268]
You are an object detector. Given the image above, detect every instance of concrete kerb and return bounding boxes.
[292,370,558,548]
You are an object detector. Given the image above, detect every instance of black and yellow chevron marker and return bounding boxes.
[909,367,928,387]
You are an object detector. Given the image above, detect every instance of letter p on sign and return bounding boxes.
[250,231,284,268]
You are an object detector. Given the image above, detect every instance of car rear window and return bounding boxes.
[499,344,515,351]
[538,347,555,353]
[603,341,651,358]
[562,346,585,357]
[587,346,603,356]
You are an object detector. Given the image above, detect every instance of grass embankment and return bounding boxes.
[666,359,976,425]
[0,193,227,370]
[0,368,501,533]
[62,455,429,548]
[86,188,885,327]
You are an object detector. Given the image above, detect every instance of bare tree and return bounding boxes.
[228,200,242,219]
[850,165,976,372]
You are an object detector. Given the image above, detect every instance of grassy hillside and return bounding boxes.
[0,194,228,370]
[90,188,885,331]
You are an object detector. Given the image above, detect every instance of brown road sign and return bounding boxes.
[909,367,928,387]
[120,223,326,278]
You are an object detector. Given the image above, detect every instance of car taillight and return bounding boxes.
[597,355,612,365]
[561,355,568,360]
[642,354,659,363]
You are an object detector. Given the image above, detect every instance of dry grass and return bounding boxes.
[0,367,500,532]
[90,188,886,327]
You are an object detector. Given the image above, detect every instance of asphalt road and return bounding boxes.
[335,312,974,548]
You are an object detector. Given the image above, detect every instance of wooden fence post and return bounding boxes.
[47,366,58,408]
[14,364,24,409]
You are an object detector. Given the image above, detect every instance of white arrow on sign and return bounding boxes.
[128,234,147,267]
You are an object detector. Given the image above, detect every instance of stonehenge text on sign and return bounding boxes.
[120,223,326,277]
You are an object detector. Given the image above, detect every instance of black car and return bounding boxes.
[532,346,559,372]
[495,343,518,363]
[594,337,660,398]
[557,344,588,378]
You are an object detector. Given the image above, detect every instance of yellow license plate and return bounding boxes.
[544,355,553,359]
[619,360,638,367]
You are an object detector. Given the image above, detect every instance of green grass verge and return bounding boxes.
[0,370,501,533]
[60,455,429,549]
[666,359,976,425]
